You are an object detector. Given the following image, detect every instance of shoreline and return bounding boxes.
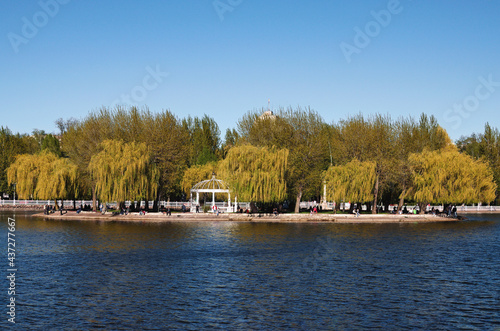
[30,211,462,223]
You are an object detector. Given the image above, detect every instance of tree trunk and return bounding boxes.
[418,202,426,214]
[398,184,406,212]
[371,175,379,214]
[92,185,97,212]
[294,188,303,213]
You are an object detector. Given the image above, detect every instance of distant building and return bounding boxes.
[259,110,276,120]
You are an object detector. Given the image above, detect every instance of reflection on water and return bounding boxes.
[1,211,499,329]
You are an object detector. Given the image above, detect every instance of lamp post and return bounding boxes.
[13,183,16,206]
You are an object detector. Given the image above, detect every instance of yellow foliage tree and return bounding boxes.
[88,140,159,204]
[181,162,220,195]
[407,146,497,205]
[323,159,377,205]
[219,145,288,203]
[7,150,78,201]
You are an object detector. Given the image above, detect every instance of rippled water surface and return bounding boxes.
[1,211,500,329]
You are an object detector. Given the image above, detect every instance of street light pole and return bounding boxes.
[13,183,16,206]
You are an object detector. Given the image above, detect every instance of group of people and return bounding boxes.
[43,204,66,215]
[43,204,55,215]
[391,206,418,215]
[436,205,457,218]
[309,205,321,214]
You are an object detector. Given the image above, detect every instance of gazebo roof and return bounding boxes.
[191,175,230,193]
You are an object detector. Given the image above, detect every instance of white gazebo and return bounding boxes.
[190,175,232,212]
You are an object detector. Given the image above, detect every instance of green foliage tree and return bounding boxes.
[221,128,240,157]
[41,134,62,157]
[331,113,452,213]
[238,107,330,212]
[0,127,39,196]
[182,114,221,166]
[407,146,497,208]
[323,159,376,208]
[61,106,188,206]
[457,123,500,203]
[7,150,78,203]
[88,140,159,205]
[219,145,289,203]
[393,114,452,209]
[331,114,397,213]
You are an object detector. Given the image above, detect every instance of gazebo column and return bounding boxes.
[196,192,199,206]
[212,191,215,207]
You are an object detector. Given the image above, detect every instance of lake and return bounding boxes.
[1,211,499,330]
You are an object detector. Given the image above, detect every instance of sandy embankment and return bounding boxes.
[32,211,459,223]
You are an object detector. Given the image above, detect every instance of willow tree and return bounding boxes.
[457,123,500,203]
[219,145,288,203]
[88,140,159,207]
[1,127,39,196]
[323,159,376,211]
[331,113,452,213]
[393,115,452,210]
[237,107,330,212]
[407,146,497,210]
[7,150,78,206]
[61,106,189,205]
[331,114,397,213]
[181,162,220,196]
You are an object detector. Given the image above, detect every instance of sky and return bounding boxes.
[1,0,499,141]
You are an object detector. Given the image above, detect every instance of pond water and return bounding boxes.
[1,211,499,330]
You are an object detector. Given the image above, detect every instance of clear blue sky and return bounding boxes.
[1,0,499,141]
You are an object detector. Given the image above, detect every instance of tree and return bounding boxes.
[181,162,220,196]
[1,127,39,196]
[237,107,330,212]
[407,146,497,208]
[221,128,240,157]
[323,159,376,208]
[7,150,78,204]
[457,123,500,203]
[61,106,189,205]
[393,114,452,210]
[219,145,289,204]
[331,114,397,213]
[331,113,452,213]
[182,114,221,166]
[88,140,159,205]
[41,134,62,157]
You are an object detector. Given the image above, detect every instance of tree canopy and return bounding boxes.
[3,106,499,210]
[88,139,159,203]
[323,159,376,204]
[7,150,78,200]
[237,107,330,211]
[219,145,288,203]
[62,107,188,201]
[407,146,497,205]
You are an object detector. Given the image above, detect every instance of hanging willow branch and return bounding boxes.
[407,146,497,204]
[88,139,159,203]
[323,158,377,204]
[219,145,289,203]
[7,150,79,200]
